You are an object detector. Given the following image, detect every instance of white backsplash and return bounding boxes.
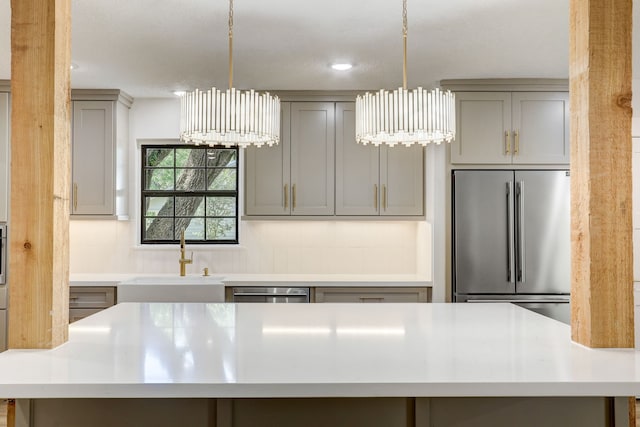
[70,220,431,276]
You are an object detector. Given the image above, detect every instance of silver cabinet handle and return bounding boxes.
[73,183,78,211]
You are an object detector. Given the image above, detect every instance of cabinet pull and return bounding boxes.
[383,185,387,211]
[284,184,288,209]
[73,183,78,211]
[374,184,378,210]
[505,131,511,154]
[292,184,296,211]
[514,130,520,154]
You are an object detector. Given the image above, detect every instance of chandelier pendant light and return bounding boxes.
[355,0,455,147]
[180,0,280,148]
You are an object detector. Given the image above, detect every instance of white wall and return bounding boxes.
[69,98,433,280]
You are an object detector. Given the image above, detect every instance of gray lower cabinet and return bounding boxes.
[314,287,431,303]
[69,286,116,323]
[0,309,5,351]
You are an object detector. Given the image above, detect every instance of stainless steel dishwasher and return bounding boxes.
[231,287,310,303]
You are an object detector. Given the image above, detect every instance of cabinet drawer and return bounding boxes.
[69,308,105,323]
[314,287,431,303]
[69,286,116,309]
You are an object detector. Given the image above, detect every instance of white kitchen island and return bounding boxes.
[0,302,637,426]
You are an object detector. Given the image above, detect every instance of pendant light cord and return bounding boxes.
[402,0,407,90]
[228,0,234,89]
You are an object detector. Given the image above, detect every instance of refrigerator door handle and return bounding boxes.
[506,182,514,283]
[516,180,525,284]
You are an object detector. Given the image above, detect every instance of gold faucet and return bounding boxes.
[179,230,193,276]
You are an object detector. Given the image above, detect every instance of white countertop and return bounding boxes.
[69,273,431,288]
[0,302,638,399]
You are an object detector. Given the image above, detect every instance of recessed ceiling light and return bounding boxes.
[70,63,78,70]
[331,63,353,71]
[173,90,186,97]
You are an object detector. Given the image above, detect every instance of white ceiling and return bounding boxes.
[0,0,637,98]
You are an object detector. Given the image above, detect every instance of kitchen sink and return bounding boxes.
[117,275,226,303]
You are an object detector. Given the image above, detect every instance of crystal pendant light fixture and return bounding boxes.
[355,0,455,147]
[179,0,280,147]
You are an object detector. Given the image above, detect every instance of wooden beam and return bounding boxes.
[9,0,71,348]
[569,0,633,348]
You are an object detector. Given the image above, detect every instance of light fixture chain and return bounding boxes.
[228,0,234,89]
[402,0,407,89]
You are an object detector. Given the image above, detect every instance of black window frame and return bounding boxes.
[140,144,239,245]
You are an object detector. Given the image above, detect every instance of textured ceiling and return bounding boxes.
[0,0,637,98]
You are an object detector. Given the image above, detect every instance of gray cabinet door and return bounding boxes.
[451,92,512,164]
[515,171,570,294]
[0,93,8,222]
[72,100,114,215]
[453,170,515,295]
[512,92,569,164]
[245,103,291,215]
[0,309,5,351]
[290,102,335,215]
[380,145,424,216]
[335,102,380,215]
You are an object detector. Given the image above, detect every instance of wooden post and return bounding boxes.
[9,0,71,348]
[569,0,633,348]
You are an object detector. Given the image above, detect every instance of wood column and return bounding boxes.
[569,0,633,348]
[9,0,71,348]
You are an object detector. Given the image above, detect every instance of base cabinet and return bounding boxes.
[23,396,619,427]
[69,286,116,323]
[314,287,431,303]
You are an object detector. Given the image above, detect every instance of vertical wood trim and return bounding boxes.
[569,0,633,347]
[9,0,71,348]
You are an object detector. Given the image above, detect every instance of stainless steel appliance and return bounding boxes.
[452,170,570,324]
[232,287,310,303]
[0,223,6,350]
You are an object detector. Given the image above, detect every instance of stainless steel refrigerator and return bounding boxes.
[452,170,570,324]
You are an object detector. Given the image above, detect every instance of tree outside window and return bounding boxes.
[141,145,239,244]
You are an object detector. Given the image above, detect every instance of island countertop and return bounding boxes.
[0,302,638,399]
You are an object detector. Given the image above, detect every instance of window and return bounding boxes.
[141,145,239,244]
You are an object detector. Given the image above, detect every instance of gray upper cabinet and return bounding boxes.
[245,102,335,216]
[336,102,424,216]
[71,90,131,218]
[451,91,569,165]
[0,91,8,223]
[245,103,291,215]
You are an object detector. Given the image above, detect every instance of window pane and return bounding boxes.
[208,168,237,190]
[207,149,237,167]
[145,169,174,190]
[175,196,204,217]
[145,218,174,240]
[176,148,206,167]
[176,169,206,191]
[206,218,236,240]
[206,197,236,217]
[144,197,173,217]
[145,148,174,167]
[181,218,205,240]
